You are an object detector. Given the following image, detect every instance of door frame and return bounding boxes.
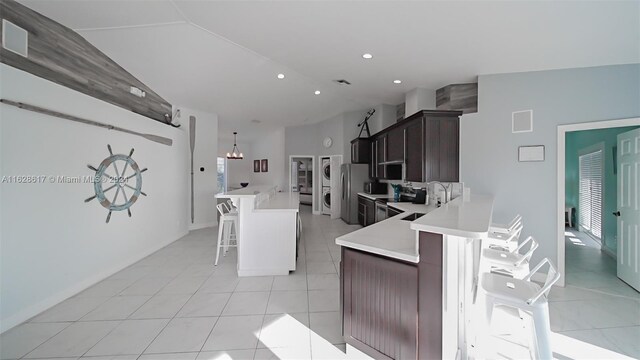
[289,155,315,212]
[557,117,640,287]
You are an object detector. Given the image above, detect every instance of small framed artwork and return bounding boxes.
[253,160,261,173]
[518,145,545,162]
[261,159,269,172]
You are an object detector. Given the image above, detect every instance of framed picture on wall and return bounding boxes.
[261,159,269,172]
[253,160,261,173]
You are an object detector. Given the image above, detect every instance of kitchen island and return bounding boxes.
[336,194,494,360]
[216,186,300,276]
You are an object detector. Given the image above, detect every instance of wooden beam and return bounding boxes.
[436,83,478,114]
[0,0,173,124]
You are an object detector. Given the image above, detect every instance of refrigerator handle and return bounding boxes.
[341,172,345,199]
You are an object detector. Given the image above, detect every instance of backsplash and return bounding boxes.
[386,180,463,203]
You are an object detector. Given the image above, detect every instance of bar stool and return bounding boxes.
[477,258,560,359]
[489,214,522,235]
[215,203,238,266]
[226,200,238,214]
[483,222,523,252]
[481,236,539,278]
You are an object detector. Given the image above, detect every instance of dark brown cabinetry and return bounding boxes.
[340,232,445,360]
[423,115,460,182]
[351,138,371,164]
[387,127,404,162]
[342,247,417,360]
[404,119,424,182]
[351,109,461,182]
[376,135,387,178]
[357,195,376,227]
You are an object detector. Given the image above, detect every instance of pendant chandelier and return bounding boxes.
[226,132,244,159]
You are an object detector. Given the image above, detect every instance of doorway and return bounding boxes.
[290,156,315,210]
[557,117,640,289]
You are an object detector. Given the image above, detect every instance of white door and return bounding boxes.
[330,155,343,219]
[617,128,640,291]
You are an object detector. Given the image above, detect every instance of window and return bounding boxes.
[578,149,603,240]
[217,157,226,194]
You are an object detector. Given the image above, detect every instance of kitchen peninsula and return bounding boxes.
[216,186,299,276]
[336,194,494,360]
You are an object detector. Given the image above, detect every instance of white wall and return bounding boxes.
[181,108,218,230]
[461,63,640,267]
[218,138,252,189]
[249,128,286,191]
[405,87,436,116]
[0,64,190,332]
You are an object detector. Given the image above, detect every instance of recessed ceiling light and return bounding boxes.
[277,73,285,79]
[314,90,321,95]
[393,80,402,84]
[362,53,373,59]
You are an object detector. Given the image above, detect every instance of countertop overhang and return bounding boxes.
[336,194,494,263]
[410,194,494,238]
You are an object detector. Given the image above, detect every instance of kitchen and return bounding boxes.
[2,2,638,360]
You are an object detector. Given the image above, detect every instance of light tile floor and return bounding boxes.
[482,229,639,359]
[2,210,638,359]
[1,206,357,360]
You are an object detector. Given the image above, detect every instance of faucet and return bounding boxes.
[430,182,449,205]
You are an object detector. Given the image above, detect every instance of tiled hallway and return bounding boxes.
[2,212,639,359]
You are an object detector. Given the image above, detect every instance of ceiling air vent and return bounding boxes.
[2,19,28,57]
[333,79,352,85]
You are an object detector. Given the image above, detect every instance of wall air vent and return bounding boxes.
[512,109,533,133]
[2,19,28,57]
[333,79,352,85]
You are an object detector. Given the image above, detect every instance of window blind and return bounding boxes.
[578,150,603,239]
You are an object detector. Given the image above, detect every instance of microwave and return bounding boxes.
[364,181,387,194]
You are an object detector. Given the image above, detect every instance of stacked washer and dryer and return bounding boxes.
[321,157,331,215]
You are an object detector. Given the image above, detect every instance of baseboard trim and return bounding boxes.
[0,229,188,334]
[237,268,289,277]
[188,221,217,231]
[602,246,617,260]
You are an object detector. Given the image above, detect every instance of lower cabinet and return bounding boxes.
[341,247,418,360]
[357,195,376,227]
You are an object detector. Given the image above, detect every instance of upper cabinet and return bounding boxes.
[387,127,405,162]
[351,138,371,164]
[404,118,424,182]
[351,109,462,182]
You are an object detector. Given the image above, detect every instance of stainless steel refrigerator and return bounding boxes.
[340,163,369,224]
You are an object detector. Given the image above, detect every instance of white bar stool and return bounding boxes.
[489,214,522,234]
[483,222,523,252]
[481,236,539,278]
[477,258,560,360]
[226,200,238,214]
[215,203,238,266]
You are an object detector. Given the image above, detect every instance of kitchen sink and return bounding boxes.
[400,213,426,221]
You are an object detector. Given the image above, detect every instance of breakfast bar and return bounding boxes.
[336,194,494,360]
[216,186,300,276]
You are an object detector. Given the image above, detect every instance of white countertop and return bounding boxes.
[216,185,275,198]
[336,211,422,263]
[387,202,432,214]
[255,192,300,212]
[357,192,390,200]
[410,194,494,238]
[336,194,493,262]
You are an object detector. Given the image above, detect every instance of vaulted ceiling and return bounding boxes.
[20,0,640,138]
